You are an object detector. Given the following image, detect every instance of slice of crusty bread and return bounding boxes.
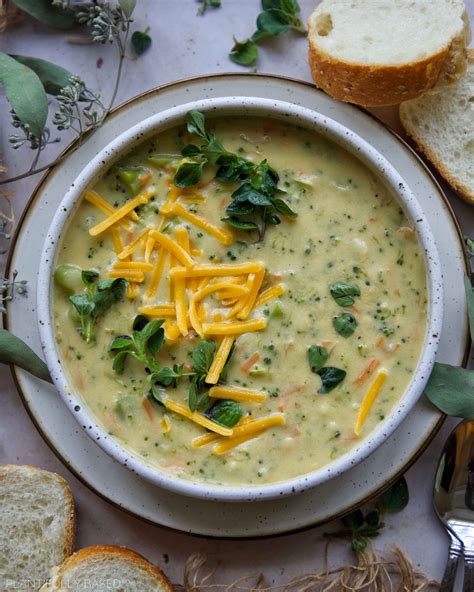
[308,0,470,107]
[0,465,75,592]
[400,49,474,203]
[40,546,174,592]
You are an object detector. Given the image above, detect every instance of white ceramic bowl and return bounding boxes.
[37,97,443,502]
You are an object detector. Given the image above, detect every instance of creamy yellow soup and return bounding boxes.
[53,117,427,486]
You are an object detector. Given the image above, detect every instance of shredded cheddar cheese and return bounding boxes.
[84,190,138,226]
[113,261,154,272]
[205,336,235,385]
[138,304,176,317]
[237,268,265,320]
[209,385,267,403]
[149,230,194,268]
[89,187,154,236]
[117,227,151,260]
[354,369,388,436]
[254,283,286,308]
[213,429,266,455]
[165,202,234,246]
[145,247,167,300]
[170,261,264,279]
[163,398,233,436]
[108,269,145,282]
[203,318,267,335]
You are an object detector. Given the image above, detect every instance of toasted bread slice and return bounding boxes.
[308,0,470,107]
[40,545,174,592]
[0,465,75,591]
[400,49,474,203]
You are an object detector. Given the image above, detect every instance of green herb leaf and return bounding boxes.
[131,29,152,55]
[110,336,134,351]
[464,273,474,341]
[209,399,242,427]
[272,198,297,218]
[188,376,199,412]
[380,477,409,513]
[308,345,329,373]
[112,350,129,374]
[186,110,207,139]
[424,363,474,419]
[329,282,361,307]
[342,509,364,530]
[192,339,216,375]
[333,312,358,337]
[0,328,52,383]
[198,0,221,15]
[11,0,77,29]
[182,144,202,157]
[256,9,290,36]
[8,55,74,96]
[81,270,99,288]
[229,39,258,66]
[0,52,48,137]
[221,216,259,231]
[118,0,136,18]
[152,365,186,388]
[465,236,474,257]
[317,367,346,393]
[174,160,206,187]
[351,535,369,553]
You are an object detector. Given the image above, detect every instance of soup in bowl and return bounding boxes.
[38,98,442,501]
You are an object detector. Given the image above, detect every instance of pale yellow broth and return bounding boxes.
[53,117,427,486]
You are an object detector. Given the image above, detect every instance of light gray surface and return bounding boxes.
[0,0,473,587]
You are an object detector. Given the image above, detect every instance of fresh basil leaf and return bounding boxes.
[119,0,136,18]
[380,476,409,513]
[186,110,207,139]
[188,376,199,412]
[317,367,346,393]
[229,38,258,66]
[209,400,242,427]
[272,198,297,218]
[81,270,99,287]
[192,339,216,375]
[0,52,48,137]
[256,9,290,36]
[174,160,206,187]
[464,273,474,341]
[329,282,361,307]
[333,312,357,337]
[11,0,77,29]
[342,508,364,530]
[222,216,259,231]
[0,328,52,383]
[424,363,474,419]
[112,350,128,374]
[9,55,74,96]
[131,29,152,56]
[110,335,134,351]
[308,345,329,373]
[181,144,202,157]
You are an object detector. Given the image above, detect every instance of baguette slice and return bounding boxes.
[0,465,75,592]
[40,545,174,592]
[400,49,474,203]
[308,0,470,107]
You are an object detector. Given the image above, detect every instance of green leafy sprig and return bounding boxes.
[197,0,221,15]
[69,270,127,343]
[230,0,305,67]
[308,345,346,393]
[330,477,409,552]
[174,110,297,239]
[1,0,137,186]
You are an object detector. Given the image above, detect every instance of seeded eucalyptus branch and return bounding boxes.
[0,0,137,186]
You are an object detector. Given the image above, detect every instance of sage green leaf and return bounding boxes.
[424,362,474,419]
[0,329,52,383]
[11,0,77,29]
[118,0,136,18]
[9,55,73,96]
[0,52,48,137]
[464,273,474,342]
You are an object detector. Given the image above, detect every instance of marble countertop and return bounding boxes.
[1,1,473,588]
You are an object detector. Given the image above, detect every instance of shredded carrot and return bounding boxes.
[353,358,381,385]
[321,340,333,349]
[142,398,154,421]
[241,351,261,374]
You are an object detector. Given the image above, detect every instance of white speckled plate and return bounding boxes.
[4,74,469,537]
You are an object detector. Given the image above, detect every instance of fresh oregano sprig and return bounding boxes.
[197,0,221,15]
[174,110,297,240]
[230,0,305,67]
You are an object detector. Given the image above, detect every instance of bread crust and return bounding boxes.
[399,48,474,204]
[0,464,75,560]
[307,10,469,107]
[56,545,174,591]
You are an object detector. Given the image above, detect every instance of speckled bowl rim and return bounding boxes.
[37,96,444,502]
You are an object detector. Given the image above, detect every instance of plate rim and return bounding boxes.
[3,72,471,539]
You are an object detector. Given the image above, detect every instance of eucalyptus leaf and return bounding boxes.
[118,0,136,18]
[0,52,48,137]
[424,363,474,419]
[11,0,77,29]
[9,55,74,96]
[464,273,474,342]
[0,329,52,383]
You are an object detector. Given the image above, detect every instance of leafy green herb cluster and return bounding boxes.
[329,281,360,338]
[331,476,409,552]
[174,110,297,239]
[197,0,221,15]
[110,317,241,428]
[230,0,305,67]
[68,270,127,344]
[308,345,346,393]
